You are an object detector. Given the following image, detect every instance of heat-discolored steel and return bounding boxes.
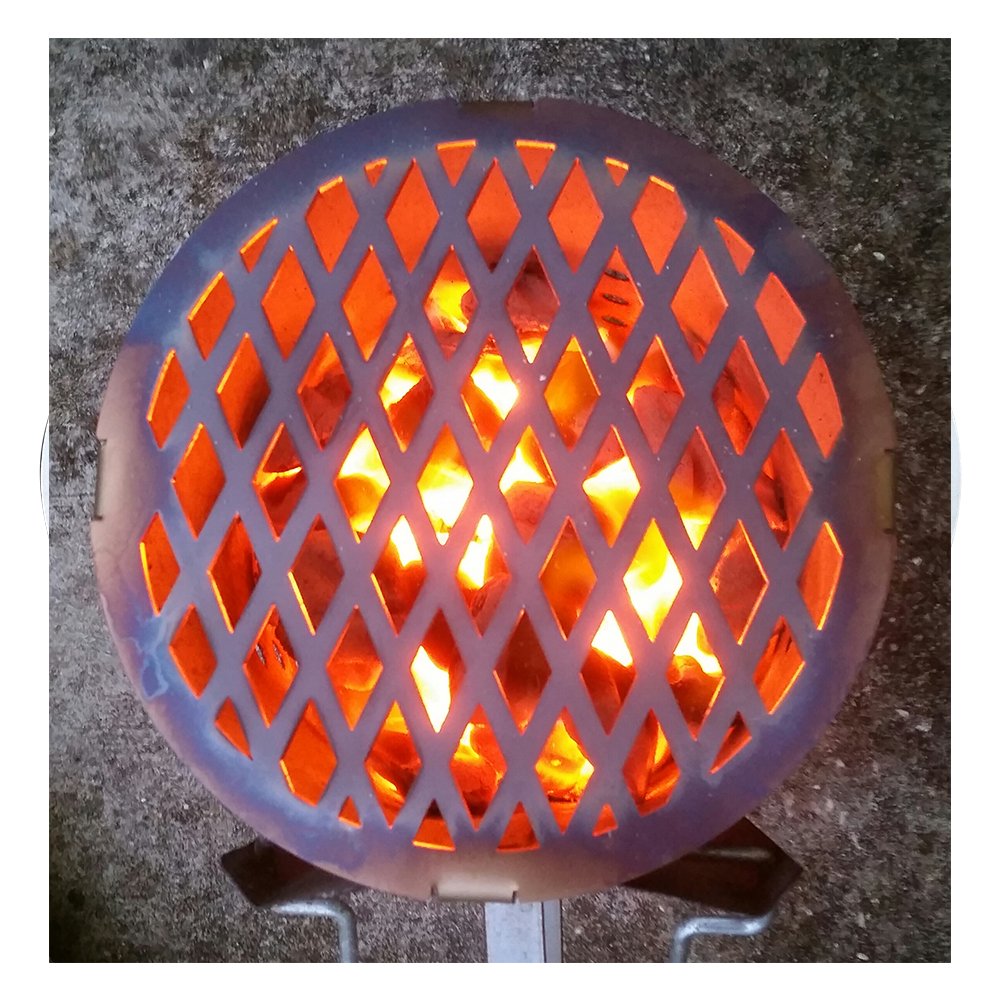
[92,99,894,902]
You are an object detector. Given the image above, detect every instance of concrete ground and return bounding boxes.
[49,39,950,962]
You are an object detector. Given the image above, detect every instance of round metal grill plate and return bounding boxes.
[92,99,894,901]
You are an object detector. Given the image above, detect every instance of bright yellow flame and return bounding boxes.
[458,722,476,752]
[500,443,547,494]
[418,461,473,543]
[673,613,722,677]
[520,335,544,363]
[470,355,518,418]
[337,428,388,535]
[537,718,594,799]
[340,428,388,488]
[389,518,421,568]
[624,523,682,640]
[255,465,303,490]
[379,365,421,408]
[591,611,633,667]
[410,646,451,732]
[583,455,639,538]
[457,515,494,590]
[427,278,470,334]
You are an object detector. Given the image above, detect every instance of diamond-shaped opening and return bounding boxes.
[632,176,686,273]
[548,159,603,272]
[672,248,728,360]
[627,337,684,453]
[710,521,767,643]
[506,248,559,362]
[412,801,455,851]
[669,429,725,549]
[797,354,844,460]
[335,426,390,540]
[589,249,644,361]
[410,612,466,733]
[624,521,682,641]
[497,802,539,852]
[188,272,234,359]
[297,334,351,449]
[386,161,440,271]
[437,139,475,185]
[754,617,805,714]
[710,712,751,773]
[593,804,618,836]
[365,158,387,186]
[327,609,382,729]
[280,701,337,806]
[147,350,189,448]
[217,335,270,449]
[461,336,518,450]
[755,430,813,547]
[713,337,769,455]
[378,335,433,451]
[623,710,679,815]
[424,246,478,356]
[169,606,216,697]
[535,709,594,832]
[196,438,241,534]
[417,427,473,543]
[451,706,507,828]
[261,247,315,359]
[456,515,510,634]
[499,428,556,541]
[581,611,635,733]
[424,247,479,357]
[583,428,640,546]
[715,218,754,275]
[544,337,599,448]
[253,424,307,539]
[493,611,551,732]
[342,248,396,361]
[215,698,251,758]
[289,517,343,633]
[798,522,843,630]
[339,797,361,827]
[539,519,596,637]
[172,424,225,538]
[243,607,298,726]
[372,517,426,632]
[605,157,628,186]
[208,516,261,632]
[139,513,179,616]
[756,273,805,364]
[516,139,555,185]
[305,176,359,272]
[668,613,724,738]
[365,701,421,827]
[467,159,521,269]
[240,217,277,272]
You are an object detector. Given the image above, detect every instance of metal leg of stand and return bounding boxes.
[669,908,775,963]
[220,839,361,963]
[272,899,360,963]
[485,900,562,962]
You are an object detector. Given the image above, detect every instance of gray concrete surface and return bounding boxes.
[49,39,950,962]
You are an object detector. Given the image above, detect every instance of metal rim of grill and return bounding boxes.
[92,98,895,902]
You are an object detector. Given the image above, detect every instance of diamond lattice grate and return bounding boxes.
[120,125,857,874]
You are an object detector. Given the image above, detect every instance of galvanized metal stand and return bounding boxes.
[220,817,799,962]
[221,839,360,963]
[669,910,775,963]
[485,900,562,962]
